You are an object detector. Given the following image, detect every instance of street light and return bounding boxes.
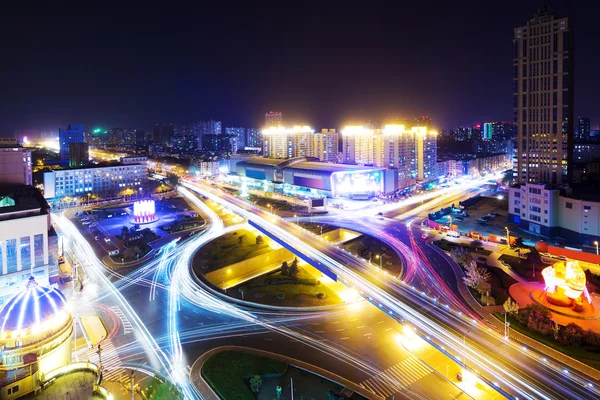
[595,241,599,256]
[505,226,510,245]
[504,313,511,340]
[376,253,385,269]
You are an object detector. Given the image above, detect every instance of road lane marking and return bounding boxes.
[340,337,350,340]
[363,333,372,336]
[357,325,365,329]
[336,328,345,332]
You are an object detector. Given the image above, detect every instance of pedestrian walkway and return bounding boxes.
[360,356,432,398]
[84,340,125,383]
[110,305,135,335]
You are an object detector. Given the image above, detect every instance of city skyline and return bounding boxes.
[2,2,600,133]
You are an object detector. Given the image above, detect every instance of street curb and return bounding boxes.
[189,345,385,400]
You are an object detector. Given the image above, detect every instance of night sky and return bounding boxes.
[1,1,599,133]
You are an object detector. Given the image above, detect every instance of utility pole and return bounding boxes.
[290,377,294,400]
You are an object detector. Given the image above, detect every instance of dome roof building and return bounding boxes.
[0,277,73,399]
[0,276,68,333]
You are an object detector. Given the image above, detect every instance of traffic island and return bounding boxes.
[194,347,374,400]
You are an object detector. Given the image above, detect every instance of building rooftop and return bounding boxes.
[289,161,383,173]
[0,277,69,332]
[0,185,49,216]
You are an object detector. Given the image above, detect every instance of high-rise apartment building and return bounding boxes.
[59,124,84,160]
[225,127,246,149]
[313,129,339,162]
[577,117,591,141]
[0,139,32,185]
[341,124,437,189]
[263,126,313,158]
[514,8,574,185]
[265,111,283,128]
[246,128,262,148]
[152,124,175,145]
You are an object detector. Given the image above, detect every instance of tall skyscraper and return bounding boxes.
[514,8,574,185]
[201,120,222,135]
[313,129,339,162]
[59,124,84,160]
[265,111,283,127]
[246,128,262,148]
[225,127,246,150]
[577,116,590,141]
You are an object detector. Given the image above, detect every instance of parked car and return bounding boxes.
[95,236,100,240]
[104,238,111,243]
[92,230,101,235]
[82,221,91,225]
[89,223,97,228]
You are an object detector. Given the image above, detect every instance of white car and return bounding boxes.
[82,221,91,225]
[104,238,111,243]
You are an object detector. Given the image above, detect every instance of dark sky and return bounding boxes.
[1,1,599,133]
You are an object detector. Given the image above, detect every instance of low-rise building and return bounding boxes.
[43,157,147,199]
[508,182,600,245]
[0,186,54,300]
[0,139,32,186]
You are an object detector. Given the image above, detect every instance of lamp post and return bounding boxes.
[448,215,452,228]
[505,226,510,245]
[376,253,385,269]
[595,241,599,256]
[504,312,511,339]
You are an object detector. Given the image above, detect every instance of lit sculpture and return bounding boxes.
[133,199,156,223]
[542,260,592,310]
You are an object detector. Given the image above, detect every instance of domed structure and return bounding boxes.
[0,276,68,333]
[0,277,73,399]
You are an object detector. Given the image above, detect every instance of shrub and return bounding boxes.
[558,323,584,347]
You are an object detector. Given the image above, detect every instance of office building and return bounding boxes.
[58,124,84,161]
[513,8,574,185]
[68,142,89,167]
[0,139,32,186]
[577,117,591,141]
[43,157,148,199]
[152,124,174,145]
[0,185,53,299]
[265,111,283,127]
[508,182,600,244]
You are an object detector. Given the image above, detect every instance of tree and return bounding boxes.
[558,323,584,347]
[525,304,554,335]
[450,247,473,267]
[166,173,179,186]
[503,297,519,315]
[121,226,130,236]
[501,169,514,185]
[250,375,262,393]
[512,237,526,250]
[133,224,141,231]
[256,235,264,246]
[463,261,491,295]
[526,248,543,278]
[289,257,299,277]
[143,375,183,400]
[469,240,483,250]
[281,261,289,275]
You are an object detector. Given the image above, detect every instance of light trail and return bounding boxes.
[182,179,600,400]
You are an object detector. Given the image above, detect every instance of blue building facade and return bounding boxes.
[59,124,84,160]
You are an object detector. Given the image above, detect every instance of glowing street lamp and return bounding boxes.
[505,226,510,245]
[595,241,599,256]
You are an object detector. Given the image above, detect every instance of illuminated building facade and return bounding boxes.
[43,157,147,199]
[228,156,393,198]
[68,142,89,167]
[514,8,574,185]
[0,277,73,399]
[342,124,438,189]
[0,139,32,186]
[58,124,84,161]
[265,111,283,127]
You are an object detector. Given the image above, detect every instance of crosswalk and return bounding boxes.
[84,340,125,382]
[360,356,432,398]
[110,305,135,335]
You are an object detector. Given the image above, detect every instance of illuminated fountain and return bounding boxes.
[541,260,592,311]
[133,199,158,224]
